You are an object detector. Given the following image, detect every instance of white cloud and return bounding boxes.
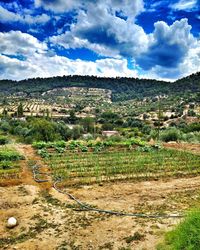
[0,5,50,24]
[35,0,144,18]
[0,54,138,80]
[141,37,200,81]
[50,1,148,58]
[170,0,198,11]
[0,54,38,80]
[137,19,197,71]
[35,0,82,13]
[0,31,48,56]
[0,31,138,80]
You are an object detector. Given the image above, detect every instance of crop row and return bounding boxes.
[44,148,200,186]
[0,147,23,179]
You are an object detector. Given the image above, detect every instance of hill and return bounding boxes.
[0,72,199,102]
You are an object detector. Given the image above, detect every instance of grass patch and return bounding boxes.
[157,210,200,250]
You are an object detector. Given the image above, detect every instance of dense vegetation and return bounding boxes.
[0,117,199,144]
[0,72,199,101]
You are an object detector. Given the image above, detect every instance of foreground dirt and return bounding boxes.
[1,143,200,249]
[2,174,200,250]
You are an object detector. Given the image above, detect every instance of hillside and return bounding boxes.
[0,72,200,102]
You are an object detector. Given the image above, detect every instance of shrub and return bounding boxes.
[79,145,88,152]
[108,135,122,142]
[0,161,12,170]
[54,147,65,153]
[160,128,181,142]
[37,149,50,158]
[181,132,200,143]
[33,140,66,150]
[128,138,147,147]
[0,148,24,161]
[0,136,9,145]
[32,141,47,149]
[136,145,152,152]
[30,118,61,142]
[0,121,11,132]
[53,140,66,149]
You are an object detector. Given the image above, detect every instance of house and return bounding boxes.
[12,117,26,121]
[102,131,119,137]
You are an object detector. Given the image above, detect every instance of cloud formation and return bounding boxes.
[0,31,138,80]
[137,19,196,70]
[50,1,148,58]
[0,5,50,24]
[170,0,198,11]
[0,0,199,80]
[0,30,47,56]
[35,0,144,18]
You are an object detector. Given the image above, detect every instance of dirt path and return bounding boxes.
[13,143,52,190]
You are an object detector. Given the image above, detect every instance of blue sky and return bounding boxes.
[0,0,200,81]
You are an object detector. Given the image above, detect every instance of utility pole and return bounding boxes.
[157,96,161,141]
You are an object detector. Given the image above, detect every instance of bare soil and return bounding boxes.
[163,142,200,155]
[0,143,200,250]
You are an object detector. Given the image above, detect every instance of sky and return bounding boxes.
[0,0,200,81]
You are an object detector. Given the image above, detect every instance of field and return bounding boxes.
[44,147,200,186]
[0,141,200,249]
[0,146,24,181]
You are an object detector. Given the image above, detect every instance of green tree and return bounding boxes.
[17,103,24,117]
[72,125,84,140]
[69,110,77,124]
[30,119,60,142]
[81,117,94,133]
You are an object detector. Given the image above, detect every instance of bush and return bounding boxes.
[128,138,147,147]
[0,136,9,145]
[108,135,122,142]
[0,121,11,132]
[53,140,66,149]
[0,148,24,161]
[181,132,200,143]
[30,119,61,142]
[136,145,152,152]
[32,141,47,149]
[157,210,200,250]
[183,123,200,133]
[160,128,181,142]
[33,140,66,150]
[0,161,12,170]
[37,149,50,158]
